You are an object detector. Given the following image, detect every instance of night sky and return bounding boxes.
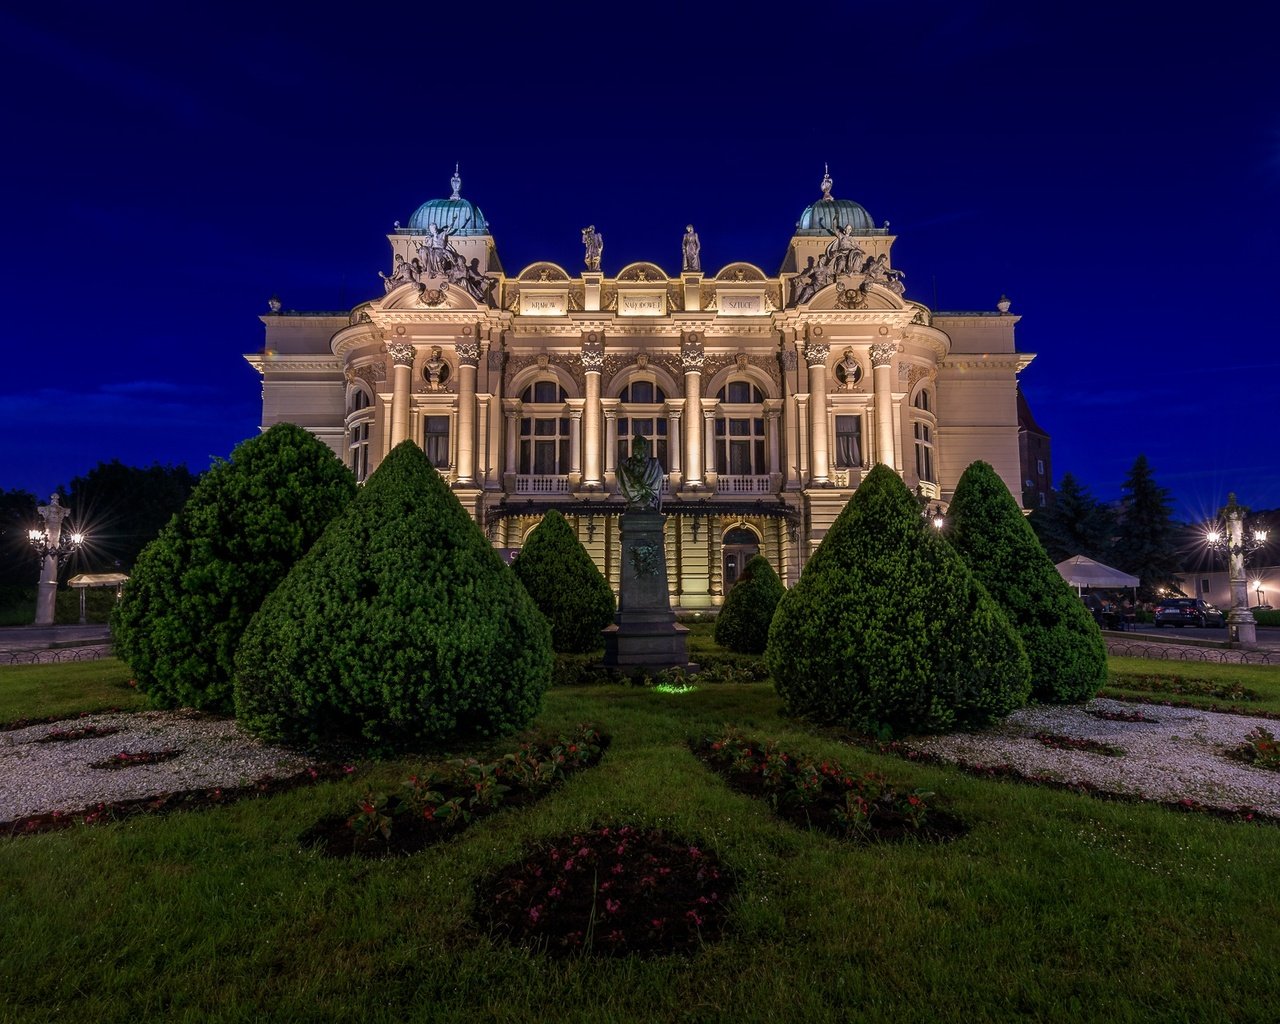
[3,3,1277,525]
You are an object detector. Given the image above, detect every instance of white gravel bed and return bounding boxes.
[908,698,1280,815]
[0,710,316,823]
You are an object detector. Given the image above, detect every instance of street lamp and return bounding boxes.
[1205,493,1268,645]
[28,494,84,627]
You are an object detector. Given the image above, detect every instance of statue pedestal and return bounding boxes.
[602,510,693,672]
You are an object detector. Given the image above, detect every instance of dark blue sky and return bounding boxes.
[2,2,1277,524]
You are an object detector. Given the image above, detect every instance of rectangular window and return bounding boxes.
[1202,578,1210,594]
[914,422,935,483]
[834,415,862,468]
[423,415,450,468]
[1037,458,1045,475]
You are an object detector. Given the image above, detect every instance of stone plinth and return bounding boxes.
[603,510,693,671]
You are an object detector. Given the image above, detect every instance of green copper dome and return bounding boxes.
[794,166,879,236]
[406,166,490,236]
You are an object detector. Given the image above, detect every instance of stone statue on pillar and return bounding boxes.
[617,436,664,512]
[582,226,604,271]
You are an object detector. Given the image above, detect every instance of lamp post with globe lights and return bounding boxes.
[1205,493,1268,646]
[28,494,84,626]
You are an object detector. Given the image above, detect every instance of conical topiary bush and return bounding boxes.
[111,423,356,712]
[945,460,1106,704]
[511,509,615,652]
[765,464,1030,735]
[714,554,784,654]
[233,441,554,754]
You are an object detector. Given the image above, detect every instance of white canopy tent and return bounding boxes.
[1054,555,1139,594]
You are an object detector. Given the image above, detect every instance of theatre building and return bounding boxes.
[247,168,1034,610]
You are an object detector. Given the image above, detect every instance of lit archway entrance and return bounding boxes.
[722,525,761,590]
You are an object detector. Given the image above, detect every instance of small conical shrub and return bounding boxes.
[714,554,783,654]
[511,509,615,652]
[946,460,1106,703]
[233,441,553,754]
[112,423,356,712]
[766,464,1030,735]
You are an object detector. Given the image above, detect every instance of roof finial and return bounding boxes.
[450,163,462,200]
[820,163,833,202]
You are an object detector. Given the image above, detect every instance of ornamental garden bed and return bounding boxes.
[301,724,608,858]
[690,729,968,844]
[37,724,122,743]
[90,748,183,769]
[1224,727,1280,772]
[475,824,734,958]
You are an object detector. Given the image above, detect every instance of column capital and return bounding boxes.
[804,342,829,367]
[581,338,605,372]
[387,342,415,366]
[869,341,900,367]
[455,341,480,366]
[681,335,705,371]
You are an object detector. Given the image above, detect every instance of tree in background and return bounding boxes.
[766,464,1030,736]
[511,509,615,652]
[0,489,39,594]
[1028,473,1115,564]
[234,442,553,755]
[714,554,784,654]
[112,424,356,712]
[946,461,1105,704]
[65,460,198,572]
[1113,454,1180,597]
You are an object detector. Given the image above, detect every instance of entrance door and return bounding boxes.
[722,526,760,589]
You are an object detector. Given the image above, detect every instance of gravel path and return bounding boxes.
[0,710,316,823]
[909,698,1280,814]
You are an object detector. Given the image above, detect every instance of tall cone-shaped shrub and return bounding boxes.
[714,554,784,654]
[233,441,553,754]
[511,509,615,652]
[766,464,1030,735]
[111,423,356,712]
[946,460,1105,703]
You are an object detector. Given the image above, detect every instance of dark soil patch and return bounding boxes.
[37,725,122,743]
[475,825,735,958]
[690,734,968,844]
[90,748,183,769]
[2,765,349,837]
[1085,708,1158,724]
[1033,732,1125,756]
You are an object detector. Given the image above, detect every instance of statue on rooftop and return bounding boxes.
[582,225,603,271]
[682,224,701,272]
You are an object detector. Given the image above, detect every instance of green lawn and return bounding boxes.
[0,658,145,724]
[2,659,1279,1023]
[1104,656,1280,715]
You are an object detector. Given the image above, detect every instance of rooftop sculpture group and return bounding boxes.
[380,222,497,305]
[789,224,906,306]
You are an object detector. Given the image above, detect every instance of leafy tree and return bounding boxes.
[0,489,38,590]
[112,424,356,712]
[946,461,1105,704]
[511,509,614,652]
[765,464,1030,736]
[1113,455,1180,597]
[1028,473,1115,564]
[234,441,554,755]
[65,460,198,572]
[714,554,783,654]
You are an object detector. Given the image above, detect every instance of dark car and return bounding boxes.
[1154,598,1225,628]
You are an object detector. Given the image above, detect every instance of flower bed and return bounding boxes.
[690,730,966,844]
[1225,727,1280,772]
[1085,707,1157,724]
[1095,692,1280,721]
[90,748,183,769]
[1033,732,1125,757]
[1106,673,1260,703]
[475,825,733,957]
[37,725,122,743]
[302,724,608,858]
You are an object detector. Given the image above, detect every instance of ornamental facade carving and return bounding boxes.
[869,342,899,367]
[680,337,705,371]
[387,342,416,366]
[804,342,830,367]
[581,340,605,372]
[455,341,480,367]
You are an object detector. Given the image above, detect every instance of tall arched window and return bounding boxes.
[617,379,668,466]
[715,380,766,476]
[913,422,935,482]
[519,379,570,475]
[347,387,373,482]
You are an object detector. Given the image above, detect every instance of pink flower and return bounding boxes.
[604,899,621,914]
[611,863,624,875]
[528,905,542,923]
[548,887,563,899]
[685,910,703,926]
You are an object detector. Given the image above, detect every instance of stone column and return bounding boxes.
[582,337,604,487]
[503,400,520,483]
[781,342,800,489]
[870,341,899,469]
[766,405,782,479]
[568,405,584,478]
[805,341,830,484]
[682,334,705,486]
[702,399,718,482]
[603,401,619,477]
[387,342,415,448]
[455,339,480,483]
[33,495,72,627]
[666,404,683,478]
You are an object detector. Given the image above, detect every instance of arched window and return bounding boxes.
[519,379,570,475]
[349,388,371,413]
[913,422,935,483]
[715,379,766,476]
[913,389,932,413]
[619,381,666,404]
[617,378,669,466]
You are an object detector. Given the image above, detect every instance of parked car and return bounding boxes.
[1154,598,1226,628]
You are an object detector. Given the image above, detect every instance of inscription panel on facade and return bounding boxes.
[716,291,765,316]
[520,292,568,316]
[618,291,666,316]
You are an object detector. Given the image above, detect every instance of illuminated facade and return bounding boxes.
[247,169,1033,609]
